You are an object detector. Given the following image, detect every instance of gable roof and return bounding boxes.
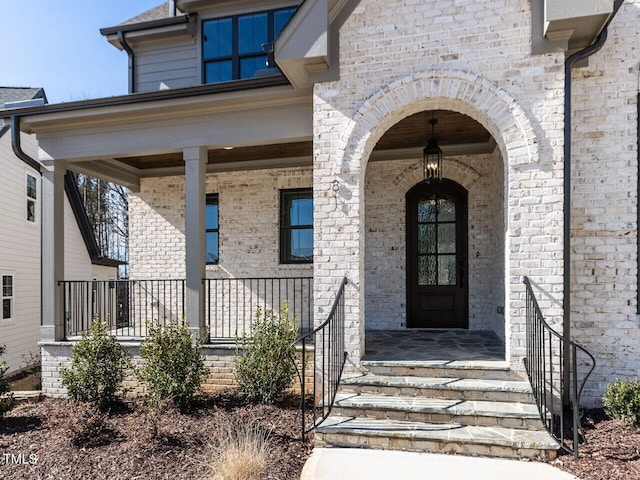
[120,1,175,25]
[0,87,47,109]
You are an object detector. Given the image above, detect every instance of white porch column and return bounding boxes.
[184,147,207,339]
[41,163,66,341]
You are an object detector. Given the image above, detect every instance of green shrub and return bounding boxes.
[603,379,640,426]
[0,344,15,417]
[59,320,131,410]
[235,304,298,404]
[137,322,208,410]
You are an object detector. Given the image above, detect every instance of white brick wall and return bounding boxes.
[129,167,313,279]
[313,0,565,372]
[569,1,640,406]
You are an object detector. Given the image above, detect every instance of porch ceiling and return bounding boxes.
[111,109,492,173]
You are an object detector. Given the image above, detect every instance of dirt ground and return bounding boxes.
[552,409,640,480]
[0,391,313,480]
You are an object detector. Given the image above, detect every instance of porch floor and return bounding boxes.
[363,330,505,362]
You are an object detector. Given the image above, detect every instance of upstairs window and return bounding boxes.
[202,7,296,84]
[206,194,219,264]
[280,189,313,264]
[26,173,37,223]
[2,275,13,321]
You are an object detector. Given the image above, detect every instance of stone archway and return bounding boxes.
[313,69,550,369]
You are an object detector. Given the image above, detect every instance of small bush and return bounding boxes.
[0,344,15,417]
[48,401,115,447]
[211,420,270,480]
[60,320,131,410]
[235,304,298,404]
[603,379,640,426]
[137,322,208,410]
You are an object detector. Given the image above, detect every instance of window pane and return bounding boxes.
[240,55,268,79]
[418,256,436,286]
[288,228,313,261]
[289,197,313,227]
[238,13,268,54]
[205,60,233,84]
[438,196,455,222]
[2,298,11,320]
[206,232,219,263]
[27,174,37,199]
[418,197,436,223]
[418,224,436,254]
[438,255,457,285]
[203,18,232,58]
[206,202,218,230]
[3,276,12,297]
[437,223,455,254]
[274,8,296,37]
[27,199,36,222]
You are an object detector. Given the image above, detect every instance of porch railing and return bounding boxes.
[523,276,596,459]
[204,277,313,340]
[61,279,185,338]
[61,276,312,340]
[293,276,348,442]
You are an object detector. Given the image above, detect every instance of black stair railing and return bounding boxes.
[523,276,596,459]
[292,276,348,442]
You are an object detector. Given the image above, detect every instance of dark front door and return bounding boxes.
[406,180,468,328]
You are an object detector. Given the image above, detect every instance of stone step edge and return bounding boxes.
[317,416,559,451]
[361,360,511,371]
[332,393,541,420]
[341,374,533,394]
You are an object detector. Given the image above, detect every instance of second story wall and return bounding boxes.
[135,35,198,92]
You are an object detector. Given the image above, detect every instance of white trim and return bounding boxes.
[1,273,15,324]
[25,171,39,226]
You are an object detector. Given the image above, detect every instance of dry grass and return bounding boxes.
[210,420,271,480]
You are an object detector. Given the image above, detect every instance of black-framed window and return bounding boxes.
[202,7,296,84]
[280,189,313,264]
[206,194,219,264]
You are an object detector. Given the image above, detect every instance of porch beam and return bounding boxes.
[184,146,207,339]
[41,162,66,341]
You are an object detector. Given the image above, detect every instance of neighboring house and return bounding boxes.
[0,87,119,376]
[2,0,639,458]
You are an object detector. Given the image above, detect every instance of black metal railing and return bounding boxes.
[523,276,596,459]
[61,279,185,338]
[293,276,348,441]
[204,277,313,340]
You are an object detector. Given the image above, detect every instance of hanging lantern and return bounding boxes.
[423,118,443,183]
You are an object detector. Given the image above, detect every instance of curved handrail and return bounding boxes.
[523,276,596,458]
[291,276,348,441]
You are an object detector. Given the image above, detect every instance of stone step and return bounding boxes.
[360,360,523,381]
[331,393,543,430]
[340,374,534,403]
[316,416,558,460]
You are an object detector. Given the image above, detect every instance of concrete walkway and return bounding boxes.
[301,448,580,480]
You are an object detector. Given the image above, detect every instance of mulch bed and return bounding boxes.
[552,409,640,480]
[0,390,313,480]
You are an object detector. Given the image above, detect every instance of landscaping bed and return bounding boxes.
[0,390,313,480]
[552,409,640,480]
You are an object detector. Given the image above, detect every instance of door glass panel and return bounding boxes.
[437,223,455,254]
[438,197,455,222]
[418,197,436,223]
[418,224,436,254]
[418,256,436,285]
[438,255,457,285]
